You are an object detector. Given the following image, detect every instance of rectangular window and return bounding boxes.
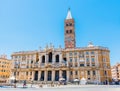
[74,52,77,56]
[31,60,33,64]
[87,71,90,75]
[75,58,77,62]
[86,58,89,62]
[70,58,72,62]
[92,58,95,62]
[70,71,72,75]
[93,71,96,75]
[104,71,107,75]
[91,51,94,55]
[92,64,95,66]
[75,71,78,75]
[80,64,84,67]
[86,52,89,55]
[69,52,73,56]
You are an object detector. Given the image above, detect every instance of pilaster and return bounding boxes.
[52,70,55,81]
[44,70,47,82]
[67,70,69,82]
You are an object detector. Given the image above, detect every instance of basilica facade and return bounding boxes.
[11,9,112,84]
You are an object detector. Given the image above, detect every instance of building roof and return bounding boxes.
[66,8,72,19]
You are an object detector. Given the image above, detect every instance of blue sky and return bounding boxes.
[0,0,120,65]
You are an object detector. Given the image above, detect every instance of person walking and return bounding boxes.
[23,80,26,88]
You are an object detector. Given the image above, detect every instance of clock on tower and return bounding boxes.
[64,8,76,49]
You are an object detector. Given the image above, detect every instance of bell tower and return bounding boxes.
[64,8,76,48]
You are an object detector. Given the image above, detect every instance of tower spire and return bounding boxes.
[66,8,72,19]
[64,8,76,48]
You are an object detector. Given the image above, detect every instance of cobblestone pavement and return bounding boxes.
[0,85,120,91]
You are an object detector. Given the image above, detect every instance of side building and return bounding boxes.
[111,63,120,81]
[11,9,112,84]
[0,55,12,83]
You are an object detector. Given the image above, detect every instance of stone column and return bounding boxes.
[77,57,79,67]
[78,70,80,79]
[96,52,99,67]
[89,53,92,67]
[84,52,87,67]
[44,70,47,82]
[73,57,75,67]
[66,53,69,67]
[45,53,48,65]
[38,71,41,81]
[67,70,69,82]
[39,55,41,67]
[32,71,34,81]
[52,53,55,64]
[91,70,93,82]
[59,70,62,78]
[97,70,100,83]
[73,71,75,80]
[85,71,87,80]
[60,53,62,64]
[52,70,55,81]
[18,71,20,81]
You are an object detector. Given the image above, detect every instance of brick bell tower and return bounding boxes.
[64,8,76,48]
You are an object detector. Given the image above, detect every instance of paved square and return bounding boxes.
[0,85,120,91]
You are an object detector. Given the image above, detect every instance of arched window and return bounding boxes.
[56,55,59,62]
[66,23,68,26]
[70,30,72,33]
[104,71,107,75]
[66,30,69,34]
[48,52,52,63]
[69,23,72,26]
[42,55,45,63]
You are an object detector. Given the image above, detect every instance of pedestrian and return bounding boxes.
[23,80,26,88]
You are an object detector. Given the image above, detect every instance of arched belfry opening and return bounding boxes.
[48,52,52,63]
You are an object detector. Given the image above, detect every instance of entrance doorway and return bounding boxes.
[48,71,52,81]
[34,71,38,81]
[62,70,67,80]
[40,71,44,81]
[55,71,59,81]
